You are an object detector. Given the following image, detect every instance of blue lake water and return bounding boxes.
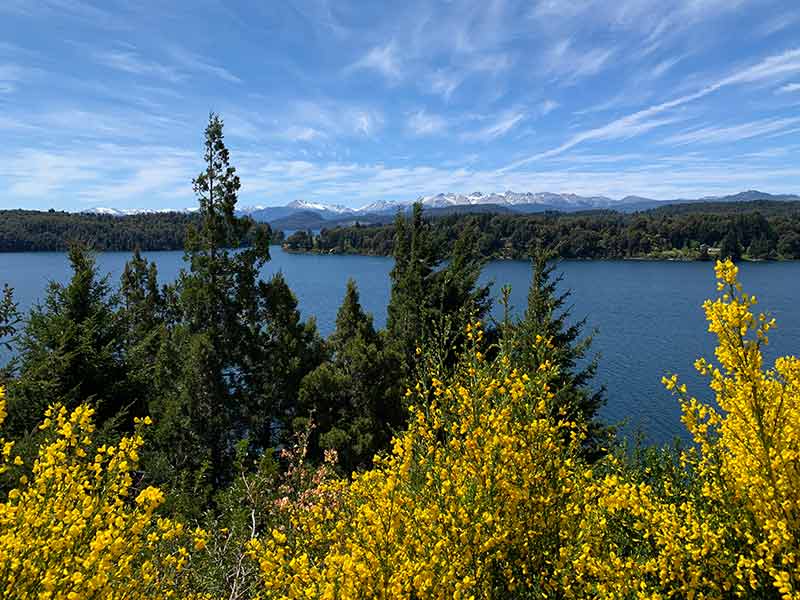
[1,247,798,445]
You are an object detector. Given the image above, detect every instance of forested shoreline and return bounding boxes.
[284,200,800,261]
[0,210,285,252]
[1,115,799,598]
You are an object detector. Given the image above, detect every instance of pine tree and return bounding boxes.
[7,243,139,436]
[386,204,490,379]
[297,279,402,471]
[144,113,321,499]
[254,272,325,445]
[0,285,19,353]
[0,284,20,383]
[502,247,610,459]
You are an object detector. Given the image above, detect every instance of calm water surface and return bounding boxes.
[2,248,798,444]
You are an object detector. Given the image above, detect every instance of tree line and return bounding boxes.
[0,209,285,252]
[285,200,800,261]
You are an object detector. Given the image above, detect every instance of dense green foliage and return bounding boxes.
[0,210,201,252]
[498,248,611,459]
[386,204,491,379]
[0,210,285,252]
[295,279,403,472]
[286,200,800,261]
[6,244,148,439]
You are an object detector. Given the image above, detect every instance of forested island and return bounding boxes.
[284,199,800,261]
[0,209,285,252]
[2,114,799,598]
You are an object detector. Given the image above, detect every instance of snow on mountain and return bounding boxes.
[286,199,355,214]
[80,190,797,223]
[357,199,410,213]
[82,207,196,215]
[82,207,127,216]
[415,191,615,210]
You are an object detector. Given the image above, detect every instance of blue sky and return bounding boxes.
[2,0,800,211]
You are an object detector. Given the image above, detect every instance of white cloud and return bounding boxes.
[539,100,559,115]
[93,46,241,85]
[462,108,526,141]
[777,82,800,94]
[472,53,514,73]
[503,47,800,169]
[3,138,800,210]
[349,42,402,81]
[428,70,462,100]
[283,126,325,142]
[167,47,242,84]
[352,110,381,135]
[544,39,615,83]
[407,110,446,135]
[756,10,799,37]
[649,55,683,79]
[662,117,800,146]
[93,49,183,83]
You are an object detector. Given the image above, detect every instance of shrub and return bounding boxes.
[0,389,207,599]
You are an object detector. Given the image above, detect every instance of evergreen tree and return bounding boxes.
[7,243,139,436]
[143,113,322,502]
[386,203,490,379]
[501,247,610,459]
[254,272,326,445]
[0,285,19,353]
[719,230,742,261]
[0,284,20,382]
[119,249,168,391]
[297,279,402,471]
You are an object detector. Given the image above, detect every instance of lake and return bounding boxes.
[2,247,798,445]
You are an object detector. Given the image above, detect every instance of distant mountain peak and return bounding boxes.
[286,199,354,214]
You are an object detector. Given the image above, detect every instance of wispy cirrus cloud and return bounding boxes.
[167,46,242,84]
[777,82,800,93]
[662,116,800,146]
[462,108,526,141]
[543,39,616,83]
[503,47,800,170]
[348,42,402,81]
[93,49,183,83]
[92,45,242,84]
[0,0,128,29]
[428,69,462,100]
[407,109,447,136]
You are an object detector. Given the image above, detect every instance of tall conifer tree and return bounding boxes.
[502,247,610,459]
[297,279,402,471]
[386,203,490,379]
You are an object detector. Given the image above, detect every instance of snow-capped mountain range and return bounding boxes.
[82,207,199,216]
[80,190,799,224]
[243,191,622,221]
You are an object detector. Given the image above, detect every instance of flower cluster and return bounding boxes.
[556,259,800,599]
[0,390,208,599]
[247,323,586,598]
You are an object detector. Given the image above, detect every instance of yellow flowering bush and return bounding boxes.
[249,260,800,599]
[0,389,207,599]
[557,259,800,599]
[247,322,588,598]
